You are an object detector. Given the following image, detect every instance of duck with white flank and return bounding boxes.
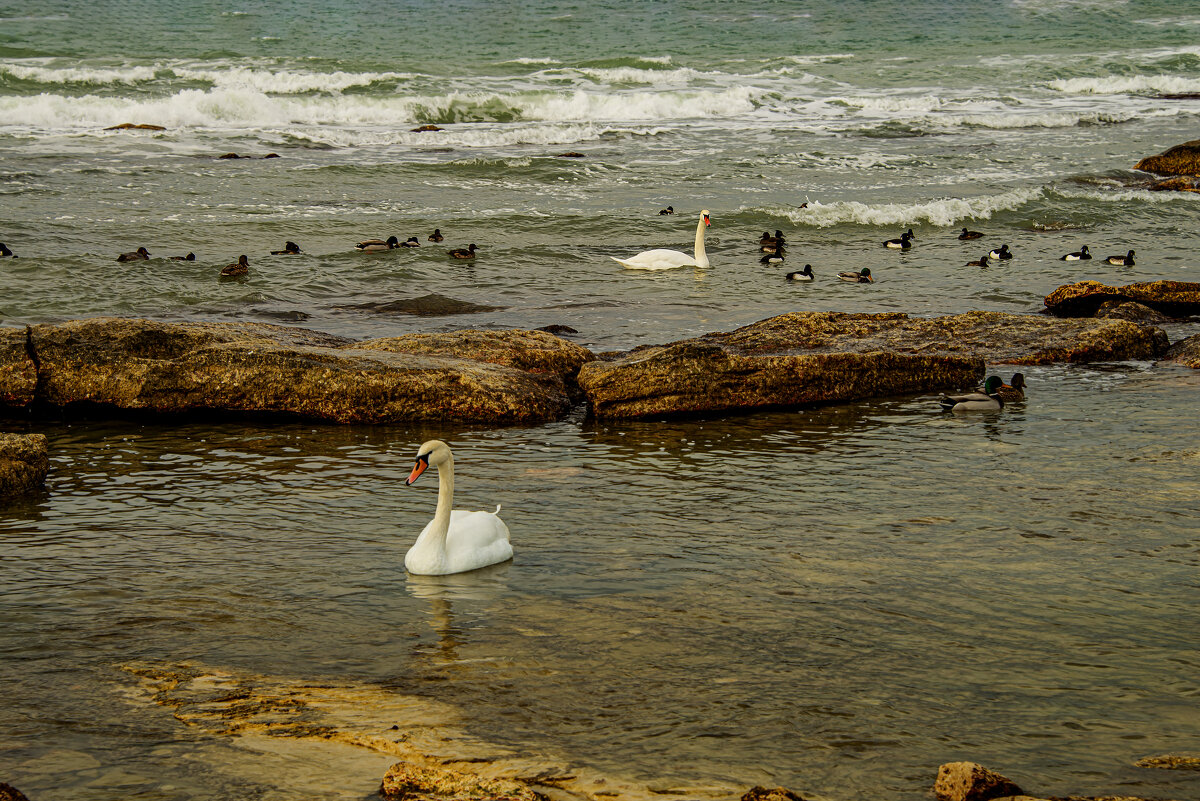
[611,210,711,270]
[401,237,421,248]
[448,243,478,259]
[939,376,1004,412]
[838,267,874,283]
[884,230,914,249]
[220,255,249,278]
[987,244,1012,260]
[117,247,150,262]
[760,246,785,264]
[1106,249,1135,266]
[271,241,301,255]
[356,236,399,252]
[786,264,815,281]
[1061,245,1091,261]
[959,228,983,240]
[428,229,444,242]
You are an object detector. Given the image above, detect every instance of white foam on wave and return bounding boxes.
[0,62,158,85]
[172,66,416,93]
[519,86,758,121]
[755,187,1044,228]
[504,57,561,65]
[1048,74,1200,95]
[577,66,710,85]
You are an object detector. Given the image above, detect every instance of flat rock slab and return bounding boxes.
[338,293,503,317]
[1044,280,1200,318]
[1,318,582,425]
[0,432,48,499]
[578,311,1167,420]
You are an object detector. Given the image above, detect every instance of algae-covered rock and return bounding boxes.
[380,762,540,801]
[1148,175,1200,193]
[0,327,37,408]
[1134,140,1200,176]
[1164,335,1200,368]
[7,318,576,425]
[578,310,1167,420]
[1094,300,1172,323]
[0,433,48,499]
[1044,280,1200,318]
[933,762,1023,801]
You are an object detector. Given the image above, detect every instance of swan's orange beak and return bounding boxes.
[406,456,429,486]
[703,214,711,227]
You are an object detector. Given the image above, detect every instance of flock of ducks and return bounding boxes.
[80,229,479,280]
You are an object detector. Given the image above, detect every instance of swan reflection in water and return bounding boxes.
[405,562,511,666]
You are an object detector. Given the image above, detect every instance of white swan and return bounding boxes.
[612,209,710,270]
[404,440,513,575]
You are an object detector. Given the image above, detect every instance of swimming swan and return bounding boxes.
[612,210,711,269]
[404,440,513,575]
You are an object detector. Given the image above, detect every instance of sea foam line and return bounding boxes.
[754,187,1045,228]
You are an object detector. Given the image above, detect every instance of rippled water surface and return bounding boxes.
[3,0,1200,799]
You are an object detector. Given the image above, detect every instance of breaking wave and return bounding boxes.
[753,187,1045,228]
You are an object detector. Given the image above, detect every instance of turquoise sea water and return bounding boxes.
[2,1,1199,800]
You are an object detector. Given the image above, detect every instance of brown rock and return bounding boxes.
[217,153,242,159]
[1148,176,1200,193]
[0,433,48,499]
[6,318,577,425]
[557,151,585,158]
[578,310,1167,420]
[411,124,443,132]
[934,762,1023,801]
[1044,280,1200,318]
[1134,139,1200,176]
[0,784,31,801]
[1134,754,1200,770]
[105,123,166,131]
[0,327,38,408]
[741,786,808,801]
[338,293,504,317]
[1093,300,1172,323]
[380,762,539,801]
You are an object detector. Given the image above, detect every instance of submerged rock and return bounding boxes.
[1044,280,1200,318]
[578,311,1166,420]
[0,433,48,499]
[1135,754,1200,770]
[740,786,808,801]
[1164,335,1200,368]
[1,318,577,425]
[1148,175,1200,193]
[934,762,1023,801]
[1134,139,1200,176]
[339,293,504,317]
[105,122,166,131]
[1094,300,1172,323]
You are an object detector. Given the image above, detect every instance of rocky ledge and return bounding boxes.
[0,433,47,499]
[1044,280,1200,319]
[578,310,1167,420]
[0,318,593,426]
[934,759,1192,801]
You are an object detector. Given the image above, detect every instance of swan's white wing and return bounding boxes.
[442,510,512,572]
[611,248,697,270]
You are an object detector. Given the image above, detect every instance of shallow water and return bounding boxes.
[3,0,1200,799]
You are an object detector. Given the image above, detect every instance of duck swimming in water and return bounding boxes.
[760,245,786,264]
[996,373,1026,403]
[959,228,983,240]
[401,236,421,248]
[884,230,913,249]
[966,254,990,267]
[759,230,785,248]
[838,267,874,283]
[1,243,16,258]
[786,264,815,281]
[1105,249,1135,266]
[1061,245,1091,261]
[271,241,301,255]
[169,252,196,261]
[987,244,1012,260]
[219,254,249,278]
[117,247,150,262]
[659,206,674,215]
[428,229,445,242]
[448,243,478,259]
[356,236,399,252]
[939,376,1004,412]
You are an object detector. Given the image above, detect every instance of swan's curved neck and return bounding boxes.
[429,454,455,540]
[694,216,709,268]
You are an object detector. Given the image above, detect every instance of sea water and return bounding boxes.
[2,1,1199,799]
